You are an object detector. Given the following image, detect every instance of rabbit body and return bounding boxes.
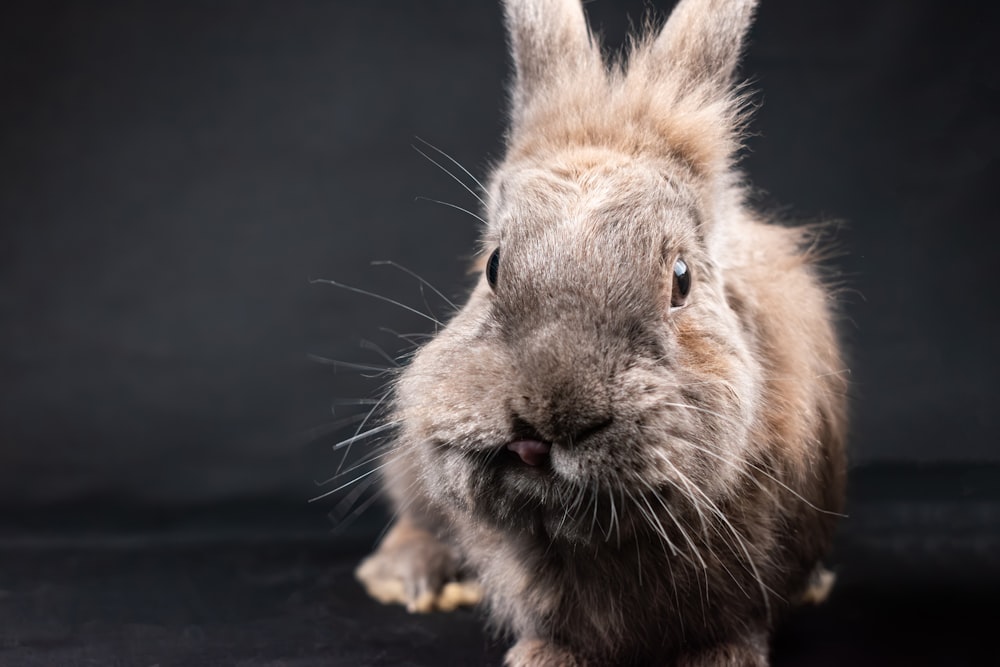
[356,1,847,665]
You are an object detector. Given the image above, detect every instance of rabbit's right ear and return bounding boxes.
[502,0,597,126]
[650,0,758,93]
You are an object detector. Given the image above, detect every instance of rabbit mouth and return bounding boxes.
[466,435,685,543]
[506,439,552,466]
[495,441,555,483]
[499,414,616,469]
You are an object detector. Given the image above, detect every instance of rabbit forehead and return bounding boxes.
[489,149,700,245]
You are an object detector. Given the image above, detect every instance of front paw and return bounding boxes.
[678,636,769,667]
[355,516,481,613]
[797,562,836,606]
[504,639,587,667]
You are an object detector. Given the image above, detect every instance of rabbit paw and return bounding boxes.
[355,516,481,613]
[798,563,836,605]
[504,639,587,667]
[677,635,769,667]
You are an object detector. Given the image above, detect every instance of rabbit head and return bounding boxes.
[389,0,843,551]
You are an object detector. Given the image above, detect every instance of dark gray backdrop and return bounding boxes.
[1,0,997,510]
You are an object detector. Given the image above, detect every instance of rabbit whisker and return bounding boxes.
[359,337,403,367]
[641,479,707,572]
[638,491,697,566]
[371,259,460,309]
[330,482,386,535]
[658,401,742,428]
[377,326,434,347]
[656,465,754,602]
[589,479,601,542]
[414,136,492,202]
[682,433,846,517]
[310,277,444,327]
[658,460,711,543]
[600,485,613,542]
[309,460,393,503]
[330,422,398,452]
[643,402,846,516]
[315,438,393,486]
[337,390,393,473]
[411,144,487,208]
[308,354,397,375]
[651,449,776,616]
[325,445,395,483]
[414,196,488,226]
[297,412,370,444]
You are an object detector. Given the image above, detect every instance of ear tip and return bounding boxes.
[502,0,596,111]
[649,0,761,87]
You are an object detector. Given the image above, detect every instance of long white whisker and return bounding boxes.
[414,196,487,225]
[297,413,370,443]
[307,354,395,374]
[378,326,433,346]
[652,450,776,616]
[589,480,600,542]
[646,402,846,517]
[337,391,393,473]
[371,259,458,309]
[309,462,392,503]
[653,458,752,600]
[638,492,694,565]
[602,486,614,542]
[314,438,392,487]
[642,479,707,572]
[679,434,845,517]
[701,490,775,614]
[661,462,711,542]
[330,422,398,452]
[325,446,395,483]
[626,488,678,563]
[330,480,385,535]
[310,278,443,326]
[659,401,737,426]
[411,145,486,207]
[414,136,491,201]
[359,338,402,368]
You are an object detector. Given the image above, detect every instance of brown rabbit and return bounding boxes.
[355,0,847,664]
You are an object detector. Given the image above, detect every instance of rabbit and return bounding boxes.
[354,0,848,665]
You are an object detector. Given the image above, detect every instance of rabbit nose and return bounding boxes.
[512,396,613,448]
[555,412,614,447]
[512,322,616,445]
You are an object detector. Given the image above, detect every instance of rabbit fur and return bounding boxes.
[355,1,847,665]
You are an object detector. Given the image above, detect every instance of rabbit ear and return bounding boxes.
[650,0,758,92]
[502,0,596,121]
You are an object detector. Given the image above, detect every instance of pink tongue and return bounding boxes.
[506,439,551,466]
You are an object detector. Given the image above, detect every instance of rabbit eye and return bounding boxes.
[486,248,500,289]
[671,257,691,308]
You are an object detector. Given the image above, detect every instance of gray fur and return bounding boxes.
[356,1,847,665]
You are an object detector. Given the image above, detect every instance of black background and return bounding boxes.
[1,1,998,665]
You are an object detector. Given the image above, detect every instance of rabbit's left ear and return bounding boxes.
[502,0,598,125]
[649,0,758,93]
[619,0,758,182]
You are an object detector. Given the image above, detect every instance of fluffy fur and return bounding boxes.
[355,1,847,665]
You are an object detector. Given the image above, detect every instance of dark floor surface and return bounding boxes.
[1,464,997,667]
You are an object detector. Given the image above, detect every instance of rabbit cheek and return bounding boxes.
[435,448,479,510]
[673,316,734,381]
[669,320,757,489]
